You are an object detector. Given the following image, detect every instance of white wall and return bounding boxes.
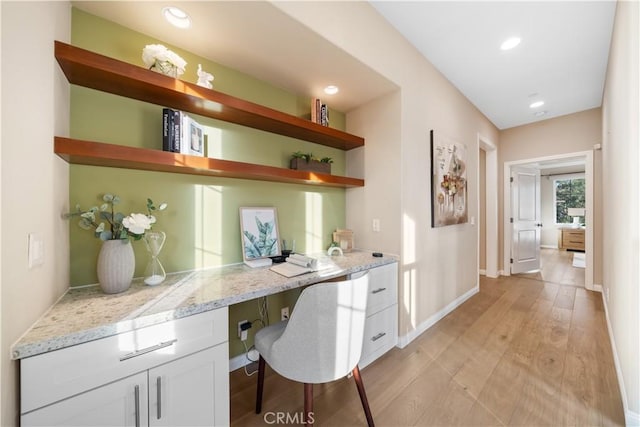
[346,90,402,256]
[274,1,500,344]
[1,2,70,424]
[601,0,640,422]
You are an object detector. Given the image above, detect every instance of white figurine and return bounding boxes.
[196,64,214,89]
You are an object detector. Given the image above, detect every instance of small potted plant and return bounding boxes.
[64,194,167,293]
[290,151,332,174]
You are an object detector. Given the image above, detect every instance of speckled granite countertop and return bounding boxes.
[11,251,397,360]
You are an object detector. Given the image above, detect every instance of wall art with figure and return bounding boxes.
[430,130,468,227]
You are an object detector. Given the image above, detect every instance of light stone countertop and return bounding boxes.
[11,251,398,360]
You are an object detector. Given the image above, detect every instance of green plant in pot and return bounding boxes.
[64,194,167,293]
[290,151,332,174]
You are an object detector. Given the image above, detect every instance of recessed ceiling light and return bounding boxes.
[163,6,191,29]
[534,110,547,117]
[529,101,545,109]
[323,85,339,95]
[500,37,521,51]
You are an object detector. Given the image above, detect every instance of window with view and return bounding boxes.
[554,177,585,224]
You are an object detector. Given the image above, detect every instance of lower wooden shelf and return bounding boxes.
[54,137,364,188]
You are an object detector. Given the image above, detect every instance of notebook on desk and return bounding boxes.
[270,261,313,277]
[270,254,333,277]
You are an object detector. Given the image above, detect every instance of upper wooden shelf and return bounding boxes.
[54,137,365,188]
[54,41,364,151]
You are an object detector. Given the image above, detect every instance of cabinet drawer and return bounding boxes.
[21,307,228,414]
[361,263,398,316]
[360,304,397,368]
[564,232,584,242]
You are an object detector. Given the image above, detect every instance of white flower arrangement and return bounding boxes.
[64,194,167,241]
[142,44,187,76]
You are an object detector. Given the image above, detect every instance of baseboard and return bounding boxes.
[540,244,558,249]
[601,290,636,426]
[229,352,250,372]
[479,269,501,278]
[499,269,507,276]
[592,283,603,292]
[397,285,479,348]
[627,411,640,426]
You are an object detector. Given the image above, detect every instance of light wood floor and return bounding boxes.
[230,274,624,426]
[517,248,585,288]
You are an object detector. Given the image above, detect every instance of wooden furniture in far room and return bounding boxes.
[558,227,585,251]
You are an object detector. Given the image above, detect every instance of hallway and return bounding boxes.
[516,248,586,288]
[230,274,624,426]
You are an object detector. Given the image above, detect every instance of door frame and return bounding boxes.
[503,150,594,290]
[478,134,499,278]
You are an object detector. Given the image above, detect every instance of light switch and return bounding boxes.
[372,219,380,232]
[28,233,44,269]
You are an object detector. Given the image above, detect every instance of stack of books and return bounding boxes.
[310,98,329,127]
[162,108,205,157]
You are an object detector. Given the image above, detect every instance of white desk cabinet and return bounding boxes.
[355,262,398,368]
[21,308,229,427]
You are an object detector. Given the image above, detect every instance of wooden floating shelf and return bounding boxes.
[54,41,364,151]
[54,137,365,188]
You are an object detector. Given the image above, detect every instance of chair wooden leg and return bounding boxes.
[255,356,266,414]
[304,383,314,426]
[352,366,374,427]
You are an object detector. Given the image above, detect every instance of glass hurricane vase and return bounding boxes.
[143,231,166,286]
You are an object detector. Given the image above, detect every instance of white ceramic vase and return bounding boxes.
[97,239,135,294]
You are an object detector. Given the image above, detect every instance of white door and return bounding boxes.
[22,372,148,427]
[149,344,229,427]
[511,166,541,274]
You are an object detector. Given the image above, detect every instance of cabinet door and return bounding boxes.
[149,344,229,427]
[22,372,148,427]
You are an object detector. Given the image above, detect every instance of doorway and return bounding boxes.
[503,151,594,290]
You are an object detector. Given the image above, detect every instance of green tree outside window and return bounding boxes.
[555,178,585,223]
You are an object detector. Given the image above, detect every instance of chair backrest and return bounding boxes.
[268,272,369,384]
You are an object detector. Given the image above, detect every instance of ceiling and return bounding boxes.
[72,1,398,113]
[371,1,616,129]
[72,1,616,130]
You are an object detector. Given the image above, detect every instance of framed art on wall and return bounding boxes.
[430,130,468,227]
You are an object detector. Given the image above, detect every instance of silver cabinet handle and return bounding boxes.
[119,339,177,361]
[371,332,386,342]
[157,376,162,419]
[371,287,387,294]
[134,385,140,427]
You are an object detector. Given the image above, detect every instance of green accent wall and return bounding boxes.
[70,8,348,358]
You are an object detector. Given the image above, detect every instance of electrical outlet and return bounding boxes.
[281,307,289,321]
[238,320,250,341]
[372,219,380,232]
[606,287,610,302]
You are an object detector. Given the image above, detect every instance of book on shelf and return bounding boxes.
[310,98,329,127]
[162,108,205,157]
[162,108,172,152]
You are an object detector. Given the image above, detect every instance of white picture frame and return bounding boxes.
[239,207,281,262]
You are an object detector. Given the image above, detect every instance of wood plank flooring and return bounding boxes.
[517,248,585,288]
[230,274,624,426]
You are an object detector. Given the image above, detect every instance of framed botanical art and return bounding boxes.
[430,130,468,227]
[239,207,281,264]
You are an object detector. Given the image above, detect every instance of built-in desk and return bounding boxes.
[12,251,398,426]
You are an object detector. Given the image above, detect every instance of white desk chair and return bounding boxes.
[254,273,374,426]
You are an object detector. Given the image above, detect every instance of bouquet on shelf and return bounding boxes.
[142,44,187,77]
